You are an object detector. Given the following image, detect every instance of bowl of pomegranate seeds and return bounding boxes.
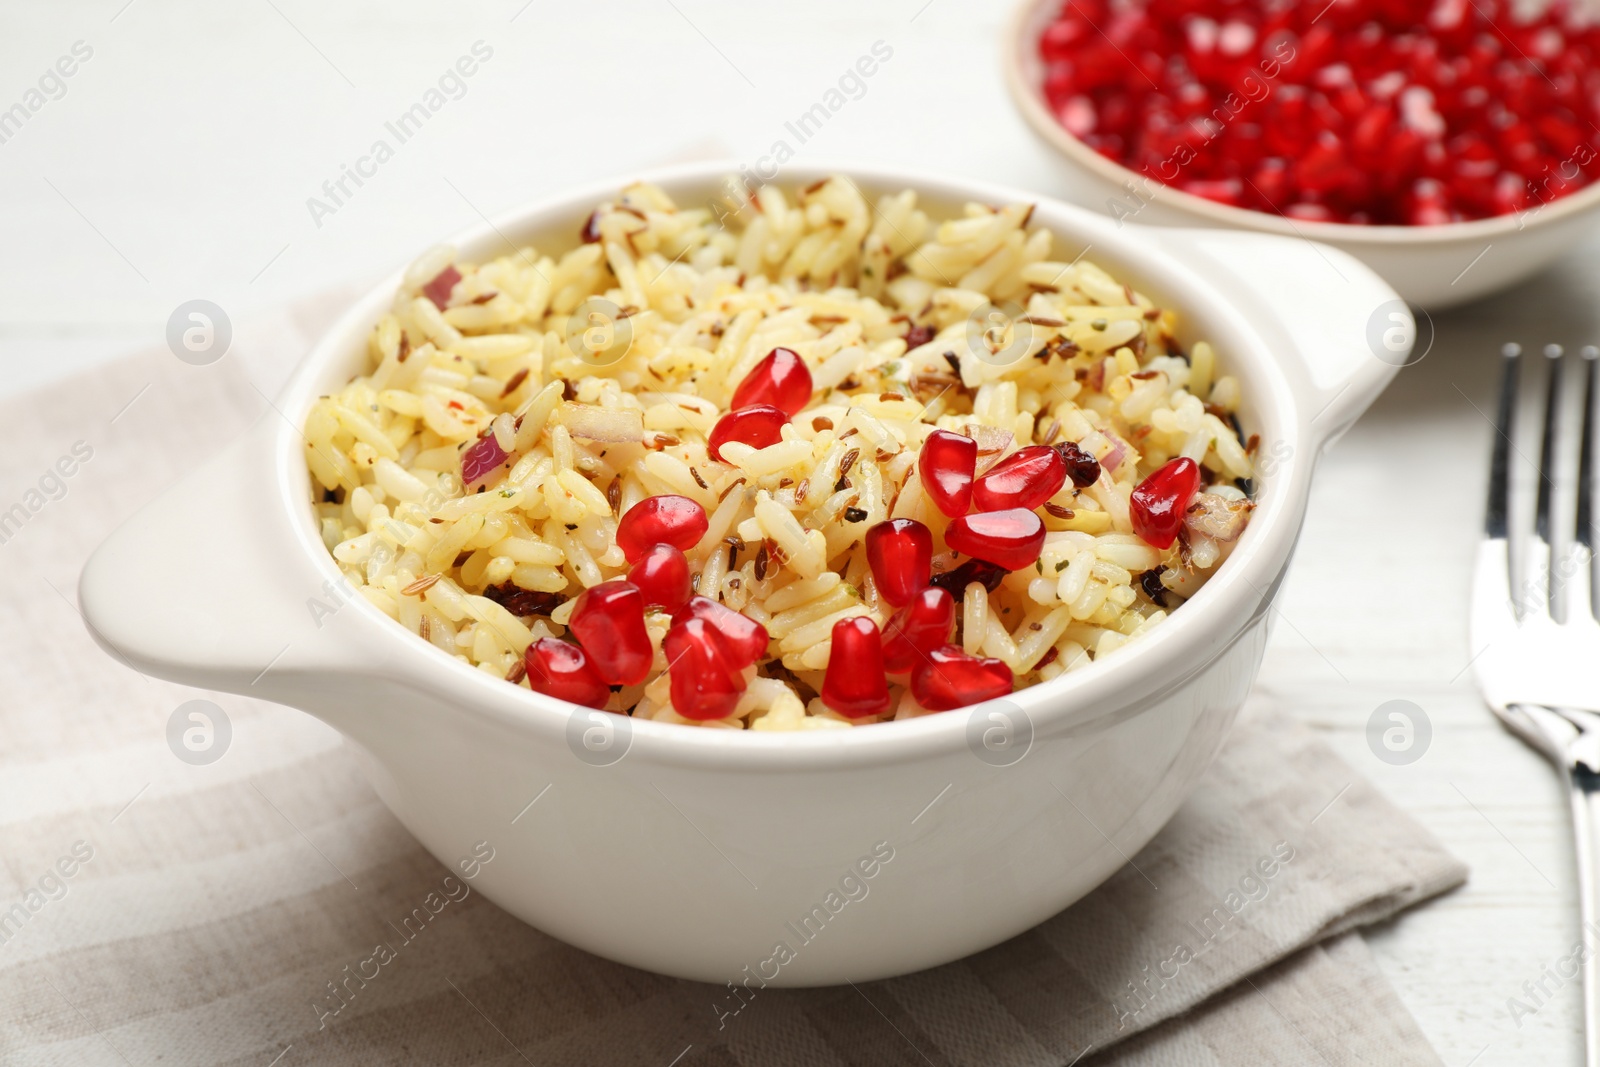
[83,162,1405,983]
[1006,0,1600,307]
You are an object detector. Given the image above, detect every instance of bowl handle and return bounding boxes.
[1147,228,1408,447]
[79,414,374,706]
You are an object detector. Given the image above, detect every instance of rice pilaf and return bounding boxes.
[304,176,1256,729]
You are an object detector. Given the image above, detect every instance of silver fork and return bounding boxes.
[1472,342,1600,1065]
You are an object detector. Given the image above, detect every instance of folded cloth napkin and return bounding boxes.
[0,312,1466,1067]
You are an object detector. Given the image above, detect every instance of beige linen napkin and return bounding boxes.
[0,310,1465,1066]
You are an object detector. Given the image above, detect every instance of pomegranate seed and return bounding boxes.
[865,519,933,608]
[568,581,653,685]
[1404,178,1455,226]
[910,645,1013,711]
[461,433,509,487]
[628,543,692,611]
[1130,457,1201,550]
[1492,171,1530,215]
[821,617,893,719]
[672,596,769,667]
[523,638,610,710]
[421,265,461,308]
[972,445,1068,512]
[945,509,1046,571]
[1285,202,1339,223]
[708,405,789,462]
[1055,441,1101,488]
[663,617,745,721]
[929,557,1008,595]
[730,347,813,416]
[1040,18,1089,60]
[882,587,956,673]
[1057,94,1097,137]
[919,429,977,517]
[616,495,708,563]
[1178,177,1245,206]
[1250,158,1293,207]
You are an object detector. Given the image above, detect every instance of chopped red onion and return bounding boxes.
[422,265,462,309]
[462,434,508,487]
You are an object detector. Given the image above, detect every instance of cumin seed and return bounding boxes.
[401,574,441,596]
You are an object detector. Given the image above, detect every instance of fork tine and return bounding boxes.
[1537,345,1563,544]
[1535,345,1564,620]
[1581,348,1597,549]
[1490,344,1537,620]
[1487,343,1520,541]
[1471,343,1547,716]
[1474,343,1523,681]
[1572,346,1599,623]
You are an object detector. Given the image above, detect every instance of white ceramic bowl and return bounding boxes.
[1004,0,1600,309]
[80,161,1402,986]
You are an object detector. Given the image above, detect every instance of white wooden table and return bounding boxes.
[2,1,1594,1062]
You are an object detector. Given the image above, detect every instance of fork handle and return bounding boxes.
[1570,768,1600,1067]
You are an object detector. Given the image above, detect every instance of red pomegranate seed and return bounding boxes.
[865,519,933,608]
[730,347,813,416]
[1404,178,1454,226]
[672,596,769,667]
[616,495,708,563]
[972,445,1068,512]
[821,616,893,719]
[910,645,1013,711]
[1178,177,1245,206]
[663,617,746,721]
[421,265,461,308]
[628,543,692,611]
[1130,457,1201,550]
[945,509,1046,571]
[568,581,653,685]
[708,405,789,462]
[1250,158,1293,207]
[882,587,956,673]
[919,430,977,517]
[461,433,509,487]
[523,638,610,710]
